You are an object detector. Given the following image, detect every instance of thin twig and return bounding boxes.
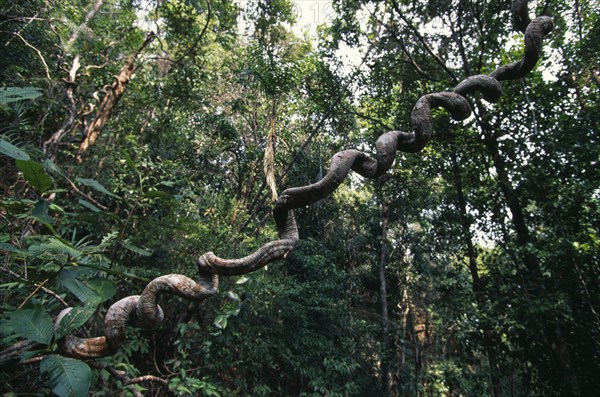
[20,356,43,365]
[371,4,438,81]
[126,375,168,386]
[2,267,68,307]
[18,278,50,309]
[67,0,105,47]
[4,31,51,78]
[174,0,212,64]
[339,102,394,131]
[0,340,41,368]
[89,361,168,396]
[65,176,109,211]
[3,7,44,46]
[520,78,538,136]
[390,0,458,83]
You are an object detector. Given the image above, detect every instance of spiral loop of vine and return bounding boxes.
[56,0,554,359]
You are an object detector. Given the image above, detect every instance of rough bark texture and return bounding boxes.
[76,32,156,163]
[43,55,81,159]
[54,0,555,362]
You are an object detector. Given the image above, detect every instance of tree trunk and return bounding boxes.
[450,149,503,397]
[378,200,391,396]
[77,32,156,162]
[43,0,106,159]
[67,0,105,48]
[394,226,411,397]
[43,55,81,159]
[483,129,581,395]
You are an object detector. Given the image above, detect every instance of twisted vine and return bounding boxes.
[56,0,553,359]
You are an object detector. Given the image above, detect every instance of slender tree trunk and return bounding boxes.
[483,129,581,395]
[398,273,410,358]
[43,55,81,159]
[264,113,278,201]
[378,200,391,396]
[450,149,503,397]
[395,240,411,397]
[77,32,156,162]
[67,0,105,48]
[411,308,420,397]
[43,0,105,159]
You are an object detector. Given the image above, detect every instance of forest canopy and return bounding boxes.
[0,0,599,396]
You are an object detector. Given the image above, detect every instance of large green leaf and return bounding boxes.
[40,355,91,397]
[0,242,30,256]
[100,231,118,247]
[120,149,139,172]
[43,158,67,178]
[75,177,119,198]
[78,198,102,212]
[54,302,98,340]
[57,269,98,302]
[30,199,54,226]
[0,87,42,104]
[86,277,116,302]
[8,308,54,345]
[0,139,31,160]
[121,241,152,256]
[29,237,82,259]
[16,160,53,193]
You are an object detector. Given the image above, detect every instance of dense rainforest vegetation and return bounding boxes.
[0,0,598,396]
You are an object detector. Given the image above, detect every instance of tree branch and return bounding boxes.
[77,32,157,162]
[389,0,458,83]
[67,0,105,48]
[3,31,51,78]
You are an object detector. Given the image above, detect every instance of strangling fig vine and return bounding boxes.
[56,0,554,359]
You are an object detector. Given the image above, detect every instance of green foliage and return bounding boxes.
[1,0,599,396]
[40,355,91,397]
[7,309,54,345]
[54,302,98,340]
[75,178,120,199]
[16,160,53,194]
[169,372,223,397]
[0,87,42,104]
[58,269,100,303]
[0,139,31,160]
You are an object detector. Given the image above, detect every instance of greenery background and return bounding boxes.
[0,0,598,396]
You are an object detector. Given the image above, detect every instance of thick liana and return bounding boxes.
[56,0,553,358]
